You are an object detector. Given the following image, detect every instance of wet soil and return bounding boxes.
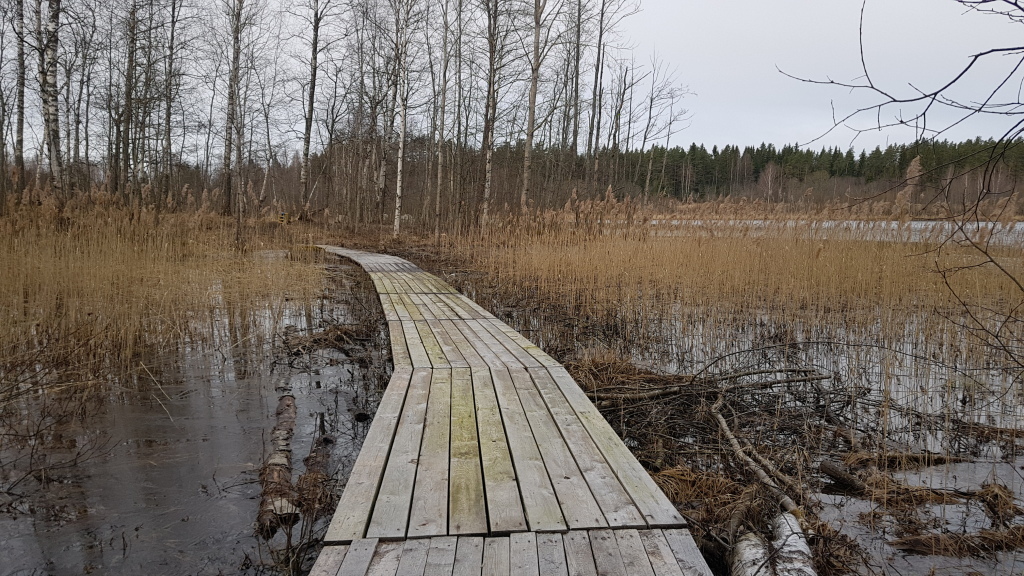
[1,260,388,576]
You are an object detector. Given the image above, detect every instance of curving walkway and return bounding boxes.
[311,247,712,576]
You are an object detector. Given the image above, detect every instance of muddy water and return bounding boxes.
[1,263,383,575]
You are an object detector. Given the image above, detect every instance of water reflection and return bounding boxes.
[2,266,381,575]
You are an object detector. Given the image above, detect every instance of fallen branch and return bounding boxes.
[257,395,299,539]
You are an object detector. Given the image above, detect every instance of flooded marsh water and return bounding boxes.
[1,259,388,576]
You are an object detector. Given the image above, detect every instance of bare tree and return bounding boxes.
[521,0,564,215]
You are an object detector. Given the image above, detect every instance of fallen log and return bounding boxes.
[256,395,299,539]
[296,433,337,519]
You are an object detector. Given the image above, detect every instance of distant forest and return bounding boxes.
[0,0,1018,231]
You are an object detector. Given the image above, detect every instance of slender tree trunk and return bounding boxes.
[522,0,545,217]
[434,0,449,240]
[480,0,499,228]
[299,0,321,210]
[40,0,64,200]
[221,0,243,216]
[393,87,407,237]
[14,0,26,197]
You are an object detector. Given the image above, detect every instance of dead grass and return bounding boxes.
[0,204,325,401]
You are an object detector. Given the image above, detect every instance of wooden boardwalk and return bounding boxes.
[312,247,712,576]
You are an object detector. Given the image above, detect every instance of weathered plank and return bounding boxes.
[509,533,539,576]
[448,321,504,370]
[402,320,433,368]
[638,531,685,576]
[385,293,413,319]
[408,370,453,538]
[452,536,485,576]
[326,369,414,543]
[488,367,566,532]
[528,367,646,529]
[424,536,459,576]
[395,539,431,576]
[426,319,469,368]
[485,320,560,367]
[367,368,433,539]
[415,319,450,368]
[508,366,607,530]
[438,320,489,369]
[612,531,655,576]
[563,531,599,576]
[367,541,405,576]
[379,293,402,322]
[426,294,462,320]
[476,320,544,368]
[662,529,714,576]
[463,320,525,368]
[471,368,528,533]
[449,368,488,535]
[537,533,569,576]
[310,545,350,576]
[388,320,413,368]
[339,538,380,576]
[546,366,685,527]
[588,529,628,576]
[482,537,510,576]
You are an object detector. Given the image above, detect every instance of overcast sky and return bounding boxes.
[624,0,1023,151]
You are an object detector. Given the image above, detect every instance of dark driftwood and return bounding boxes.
[257,395,299,539]
[819,460,867,493]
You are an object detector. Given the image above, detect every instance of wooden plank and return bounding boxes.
[528,368,645,528]
[408,370,453,538]
[415,319,450,368]
[379,294,402,322]
[537,533,569,576]
[424,536,459,576]
[401,320,432,368]
[395,539,431,576]
[612,531,655,576]
[410,293,442,319]
[436,293,487,320]
[367,541,405,576]
[488,367,565,532]
[369,273,388,296]
[482,538,510,576]
[476,320,543,368]
[508,366,607,530]
[310,545,350,576]
[438,320,488,369]
[386,295,413,321]
[471,368,528,533]
[638,531,685,576]
[378,273,400,294]
[398,293,426,321]
[426,319,469,368]
[563,531,599,576]
[449,368,488,535]
[452,536,485,576]
[588,530,627,576]
[545,366,685,527]
[426,294,461,319]
[449,321,505,370]
[339,538,380,576]
[388,320,413,369]
[486,320,560,367]
[509,533,539,576]
[662,529,713,576]
[463,320,524,368]
[327,369,414,542]
[367,368,433,539]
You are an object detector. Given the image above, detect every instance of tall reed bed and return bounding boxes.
[0,206,324,400]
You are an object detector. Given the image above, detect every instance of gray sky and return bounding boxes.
[625,0,1023,151]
